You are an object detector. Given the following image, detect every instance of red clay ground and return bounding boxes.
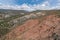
[2,15,60,40]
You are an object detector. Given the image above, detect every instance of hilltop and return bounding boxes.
[0,10,60,40]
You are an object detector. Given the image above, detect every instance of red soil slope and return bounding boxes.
[3,15,60,40]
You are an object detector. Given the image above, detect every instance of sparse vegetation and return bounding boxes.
[0,10,60,40]
[51,33,60,40]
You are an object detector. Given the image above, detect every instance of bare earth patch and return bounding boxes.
[2,14,60,40]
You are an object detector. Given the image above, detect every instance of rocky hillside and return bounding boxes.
[0,10,60,40]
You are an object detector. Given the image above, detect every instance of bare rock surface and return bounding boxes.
[1,14,60,40]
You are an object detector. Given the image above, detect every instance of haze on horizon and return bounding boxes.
[0,0,60,11]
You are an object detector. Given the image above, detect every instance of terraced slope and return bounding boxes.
[1,11,60,40]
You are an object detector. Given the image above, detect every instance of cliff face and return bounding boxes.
[2,13,60,40]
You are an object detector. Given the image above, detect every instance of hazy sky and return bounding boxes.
[0,0,60,11]
[0,0,59,5]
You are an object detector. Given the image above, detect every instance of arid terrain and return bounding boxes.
[0,10,60,40]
